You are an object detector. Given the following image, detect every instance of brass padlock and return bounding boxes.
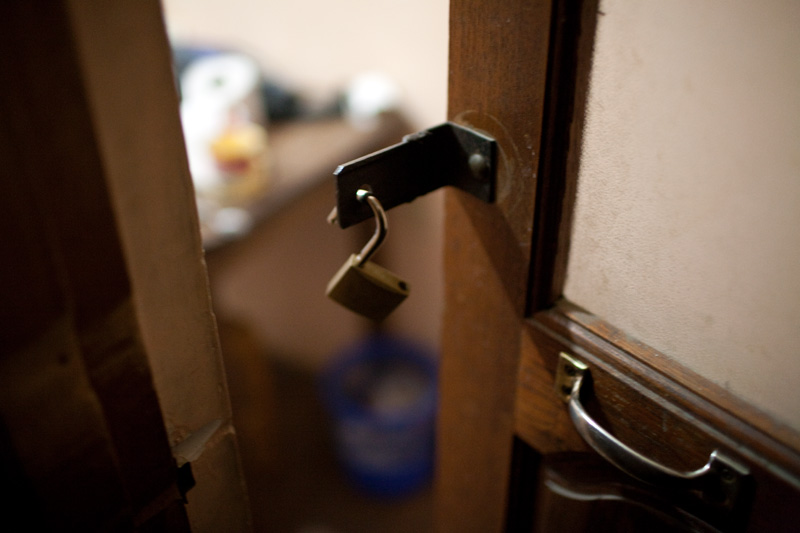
[326,189,409,321]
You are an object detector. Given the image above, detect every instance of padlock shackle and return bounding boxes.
[355,190,387,266]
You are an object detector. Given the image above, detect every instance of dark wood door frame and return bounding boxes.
[527,0,597,314]
[438,0,800,531]
[519,0,800,529]
[438,0,563,529]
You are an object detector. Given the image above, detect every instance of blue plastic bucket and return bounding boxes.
[320,335,438,497]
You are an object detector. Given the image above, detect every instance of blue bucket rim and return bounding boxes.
[319,335,438,428]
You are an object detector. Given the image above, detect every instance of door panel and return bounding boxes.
[562,0,800,433]
[0,1,249,529]
[439,0,800,531]
[0,3,183,528]
[517,305,800,531]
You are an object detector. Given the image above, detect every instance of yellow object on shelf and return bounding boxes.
[211,122,270,206]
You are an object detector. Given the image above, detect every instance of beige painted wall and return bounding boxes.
[161,0,449,129]
[565,1,800,430]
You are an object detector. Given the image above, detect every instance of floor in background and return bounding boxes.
[219,320,434,533]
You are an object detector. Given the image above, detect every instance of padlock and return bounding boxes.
[326,254,409,321]
[326,189,410,321]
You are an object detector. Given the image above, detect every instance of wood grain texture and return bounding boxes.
[0,321,131,530]
[0,1,254,529]
[0,2,184,527]
[437,0,553,531]
[518,304,800,531]
[65,1,251,529]
[514,323,588,456]
[65,0,229,437]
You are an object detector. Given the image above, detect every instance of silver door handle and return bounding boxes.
[556,352,748,508]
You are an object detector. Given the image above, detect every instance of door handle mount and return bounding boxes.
[328,122,496,229]
[556,352,749,510]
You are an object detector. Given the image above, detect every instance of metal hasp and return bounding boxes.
[332,122,496,229]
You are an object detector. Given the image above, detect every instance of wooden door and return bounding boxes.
[0,1,249,530]
[437,1,800,531]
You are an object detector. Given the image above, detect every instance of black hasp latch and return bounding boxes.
[331,122,497,229]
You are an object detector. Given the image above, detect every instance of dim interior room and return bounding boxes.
[160,0,449,530]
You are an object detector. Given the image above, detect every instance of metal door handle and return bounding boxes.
[556,352,748,508]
